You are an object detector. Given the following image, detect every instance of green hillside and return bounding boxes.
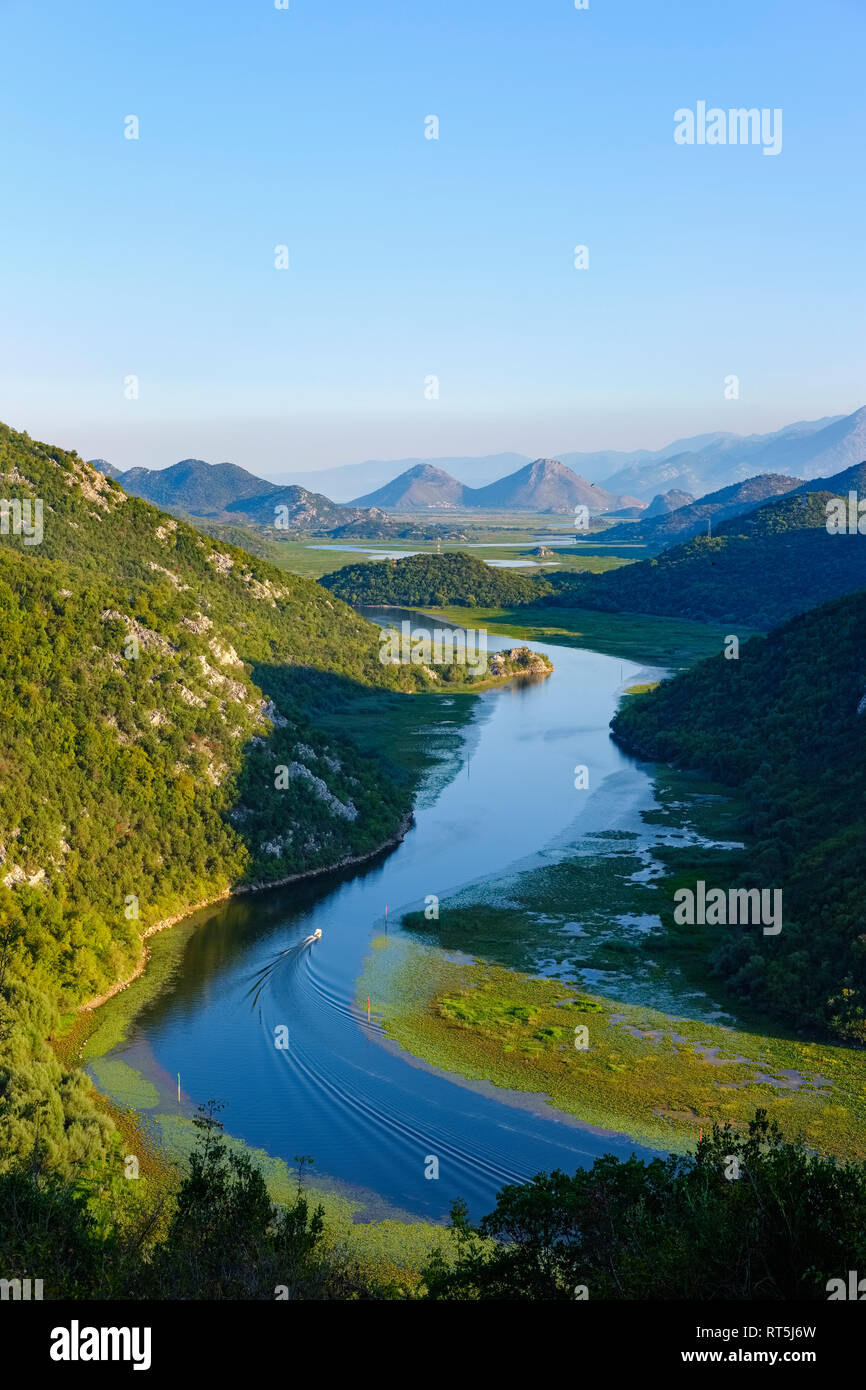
[0,423,557,1175]
[598,473,801,552]
[111,458,272,513]
[317,484,866,631]
[544,488,866,627]
[107,457,379,532]
[0,423,442,1172]
[611,588,866,1042]
[320,550,548,607]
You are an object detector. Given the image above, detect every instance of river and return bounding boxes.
[94,608,668,1221]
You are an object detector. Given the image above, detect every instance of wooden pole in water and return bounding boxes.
[367,995,371,1023]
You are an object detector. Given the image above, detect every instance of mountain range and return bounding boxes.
[96,455,635,522]
[93,457,383,532]
[350,458,629,513]
[259,426,850,500]
[319,458,866,632]
[597,474,804,554]
[93,406,866,511]
[596,411,865,499]
[545,461,866,628]
[273,452,530,499]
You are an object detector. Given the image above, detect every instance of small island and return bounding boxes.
[487,645,553,680]
[409,643,554,692]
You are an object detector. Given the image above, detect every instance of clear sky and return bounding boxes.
[1,0,864,476]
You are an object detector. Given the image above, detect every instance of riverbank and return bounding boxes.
[52,796,459,1287]
[75,811,417,1016]
[81,611,722,1209]
[51,646,565,1282]
[408,604,756,668]
[85,606,823,1243]
[72,641,555,1024]
[362,939,866,1160]
[358,765,866,1162]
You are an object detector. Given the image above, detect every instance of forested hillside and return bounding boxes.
[598,473,801,552]
[0,423,437,1172]
[320,551,545,607]
[612,588,866,1042]
[100,455,382,532]
[318,479,866,630]
[545,488,866,627]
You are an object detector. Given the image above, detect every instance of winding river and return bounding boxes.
[95,609,668,1221]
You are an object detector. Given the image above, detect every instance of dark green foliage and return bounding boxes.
[611,589,866,1040]
[0,974,114,1175]
[600,473,802,552]
[423,1112,866,1300]
[0,1103,365,1300]
[0,420,436,1171]
[8,1102,863,1301]
[320,550,549,607]
[0,1168,110,1299]
[544,491,866,627]
[0,425,425,1011]
[141,1104,343,1299]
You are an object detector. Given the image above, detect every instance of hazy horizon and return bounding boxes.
[71,401,856,486]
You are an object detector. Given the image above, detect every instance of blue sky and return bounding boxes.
[1,0,864,476]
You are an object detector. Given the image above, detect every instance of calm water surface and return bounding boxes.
[98,610,666,1220]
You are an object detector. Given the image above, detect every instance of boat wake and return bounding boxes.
[245,928,322,1010]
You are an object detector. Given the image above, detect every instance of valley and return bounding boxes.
[72,601,866,1301]
[5,0,865,1322]
[3,419,866,1302]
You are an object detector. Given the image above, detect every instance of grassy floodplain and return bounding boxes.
[409,604,754,668]
[191,516,638,582]
[352,599,866,1166]
[362,939,866,1161]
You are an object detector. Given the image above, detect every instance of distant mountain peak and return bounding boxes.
[93,455,382,532]
[644,488,695,519]
[350,464,467,510]
[528,457,568,474]
[466,457,621,513]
